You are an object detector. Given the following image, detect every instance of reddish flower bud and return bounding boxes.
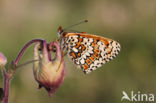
[0,52,7,67]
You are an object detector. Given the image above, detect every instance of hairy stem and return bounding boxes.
[14,39,44,65]
[1,66,9,103]
[1,39,44,103]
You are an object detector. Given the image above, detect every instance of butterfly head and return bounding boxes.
[58,26,63,37]
[58,20,88,38]
[58,26,67,39]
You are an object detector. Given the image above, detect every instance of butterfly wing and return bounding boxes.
[60,33,120,74]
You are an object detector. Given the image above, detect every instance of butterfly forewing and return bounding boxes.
[60,33,120,74]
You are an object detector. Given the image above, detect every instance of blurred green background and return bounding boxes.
[0,0,156,103]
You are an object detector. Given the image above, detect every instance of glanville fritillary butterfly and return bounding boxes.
[58,20,121,74]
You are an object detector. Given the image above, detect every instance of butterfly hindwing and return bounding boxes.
[60,33,120,74]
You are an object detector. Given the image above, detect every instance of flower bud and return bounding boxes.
[0,52,7,67]
[33,41,65,96]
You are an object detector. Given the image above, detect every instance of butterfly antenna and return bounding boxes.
[63,19,88,30]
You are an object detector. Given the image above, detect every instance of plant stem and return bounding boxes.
[1,39,44,103]
[14,39,44,65]
[1,67,9,103]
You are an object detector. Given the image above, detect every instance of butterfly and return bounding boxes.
[58,24,121,74]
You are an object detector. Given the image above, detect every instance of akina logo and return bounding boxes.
[121,91,154,102]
